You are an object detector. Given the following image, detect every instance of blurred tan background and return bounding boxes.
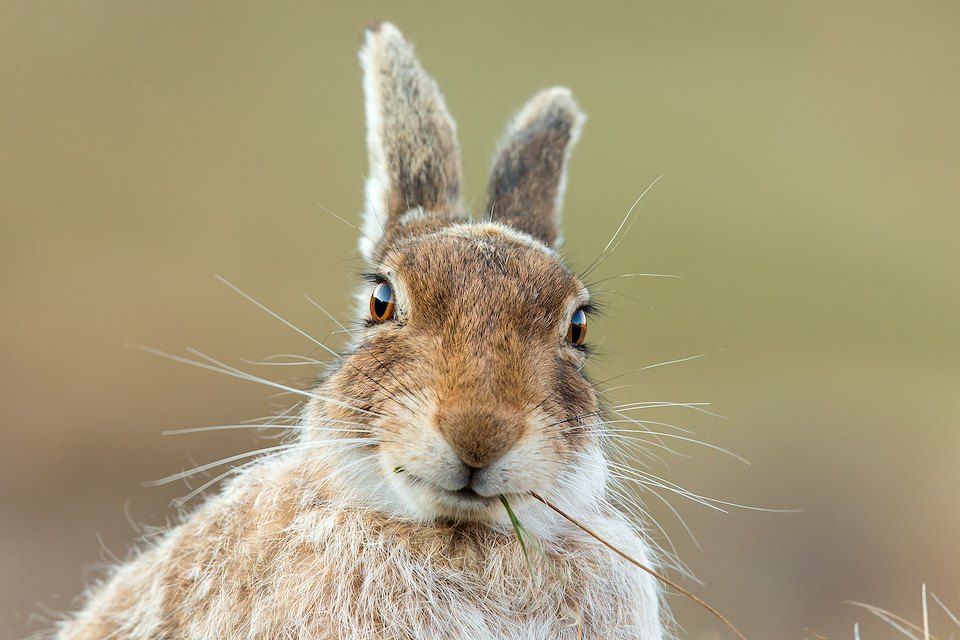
[2,2,958,638]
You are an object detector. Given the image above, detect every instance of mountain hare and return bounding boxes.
[57,22,665,640]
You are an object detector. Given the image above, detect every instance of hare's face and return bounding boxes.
[316,225,599,522]
[303,22,605,524]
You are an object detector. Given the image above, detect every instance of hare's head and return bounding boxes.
[306,23,604,525]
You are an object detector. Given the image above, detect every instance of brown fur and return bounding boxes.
[55,22,665,640]
[60,454,658,638]
[361,22,465,262]
[487,88,585,248]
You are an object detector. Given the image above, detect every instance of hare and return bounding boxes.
[56,22,665,640]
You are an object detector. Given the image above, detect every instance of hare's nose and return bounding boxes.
[434,407,525,470]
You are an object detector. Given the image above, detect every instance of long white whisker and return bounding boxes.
[931,592,960,628]
[610,460,800,514]
[151,437,377,488]
[172,439,376,508]
[605,476,701,571]
[184,347,382,417]
[581,421,679,461]
[581,175,663,279]
[599,445,705,556]
[235,416,300,426]
[608,410,682,457]
[589,272,681,286]
[613,401,726,419]
[146,443,302,487]
[215,275,341,361]
[240,358,326,367]
[604,461,726,512]
[305,294,359,340]
[161,421,375,436]
[602,424,750,465]
[131,343,326,402]
[637,352,709,373]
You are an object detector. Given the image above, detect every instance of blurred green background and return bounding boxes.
[2,2,958,638]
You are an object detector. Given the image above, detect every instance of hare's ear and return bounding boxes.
[485,88,585,248]
[359,22,464,261]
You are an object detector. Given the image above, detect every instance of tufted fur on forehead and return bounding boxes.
[386,224,585,333]
[359,22,585,260]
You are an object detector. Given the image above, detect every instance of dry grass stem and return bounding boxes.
[530,492,747,640]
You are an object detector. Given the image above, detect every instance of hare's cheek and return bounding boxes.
[550,365,597,434]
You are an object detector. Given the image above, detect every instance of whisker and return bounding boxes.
[304,294,359,340]
[187,347,385,419]
[602,424,750,465]
[592,412,693,434]
[602,473,702,572]
[595,353,713,391]
[317,200,386,257]
[607,410,681,458]
[576,420,678,461]
[586,272,681,287]
[161,420,375,436]
[130,344,382,418]
[931,592,960,628]
[240,358,326,367]
[579,175,663,280]
[146,443,303,487]
[239,410,302,425]
[604,461,727,513]
[613,401,726,419]
[259,354,327,364]
[595,444,705,558]
[611,460,800,514]
[150,437,376,488]
[215,275,341,361]
[172,439,376,508]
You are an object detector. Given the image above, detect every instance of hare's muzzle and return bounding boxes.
[434,407,526,472]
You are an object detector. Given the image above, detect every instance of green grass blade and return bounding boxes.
[499,495,534,575]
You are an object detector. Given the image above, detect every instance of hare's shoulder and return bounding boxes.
[56,455,328,638]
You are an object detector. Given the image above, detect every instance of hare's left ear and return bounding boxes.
[485,88,585,248]
[359,22,464,261]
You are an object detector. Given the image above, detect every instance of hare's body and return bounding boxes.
[57,22,666,639]
[59,450,660,639]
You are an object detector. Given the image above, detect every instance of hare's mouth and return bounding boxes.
[449,486,495,503]
[402,473,500,512]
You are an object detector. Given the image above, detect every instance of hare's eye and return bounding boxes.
[567,308,587,346]
[370,282,395,322]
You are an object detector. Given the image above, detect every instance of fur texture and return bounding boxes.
[59,452,661,639]
[55,22,666,640]
[487,88,584,248]
[359,22,465,262]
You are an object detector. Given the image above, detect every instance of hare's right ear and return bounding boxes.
[358,22,464,261]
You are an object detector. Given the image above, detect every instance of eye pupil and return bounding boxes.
[568,308,587,346]
[370,282,395,322]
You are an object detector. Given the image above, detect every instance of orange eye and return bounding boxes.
[567,308,587,345]
[369,282,395,322]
